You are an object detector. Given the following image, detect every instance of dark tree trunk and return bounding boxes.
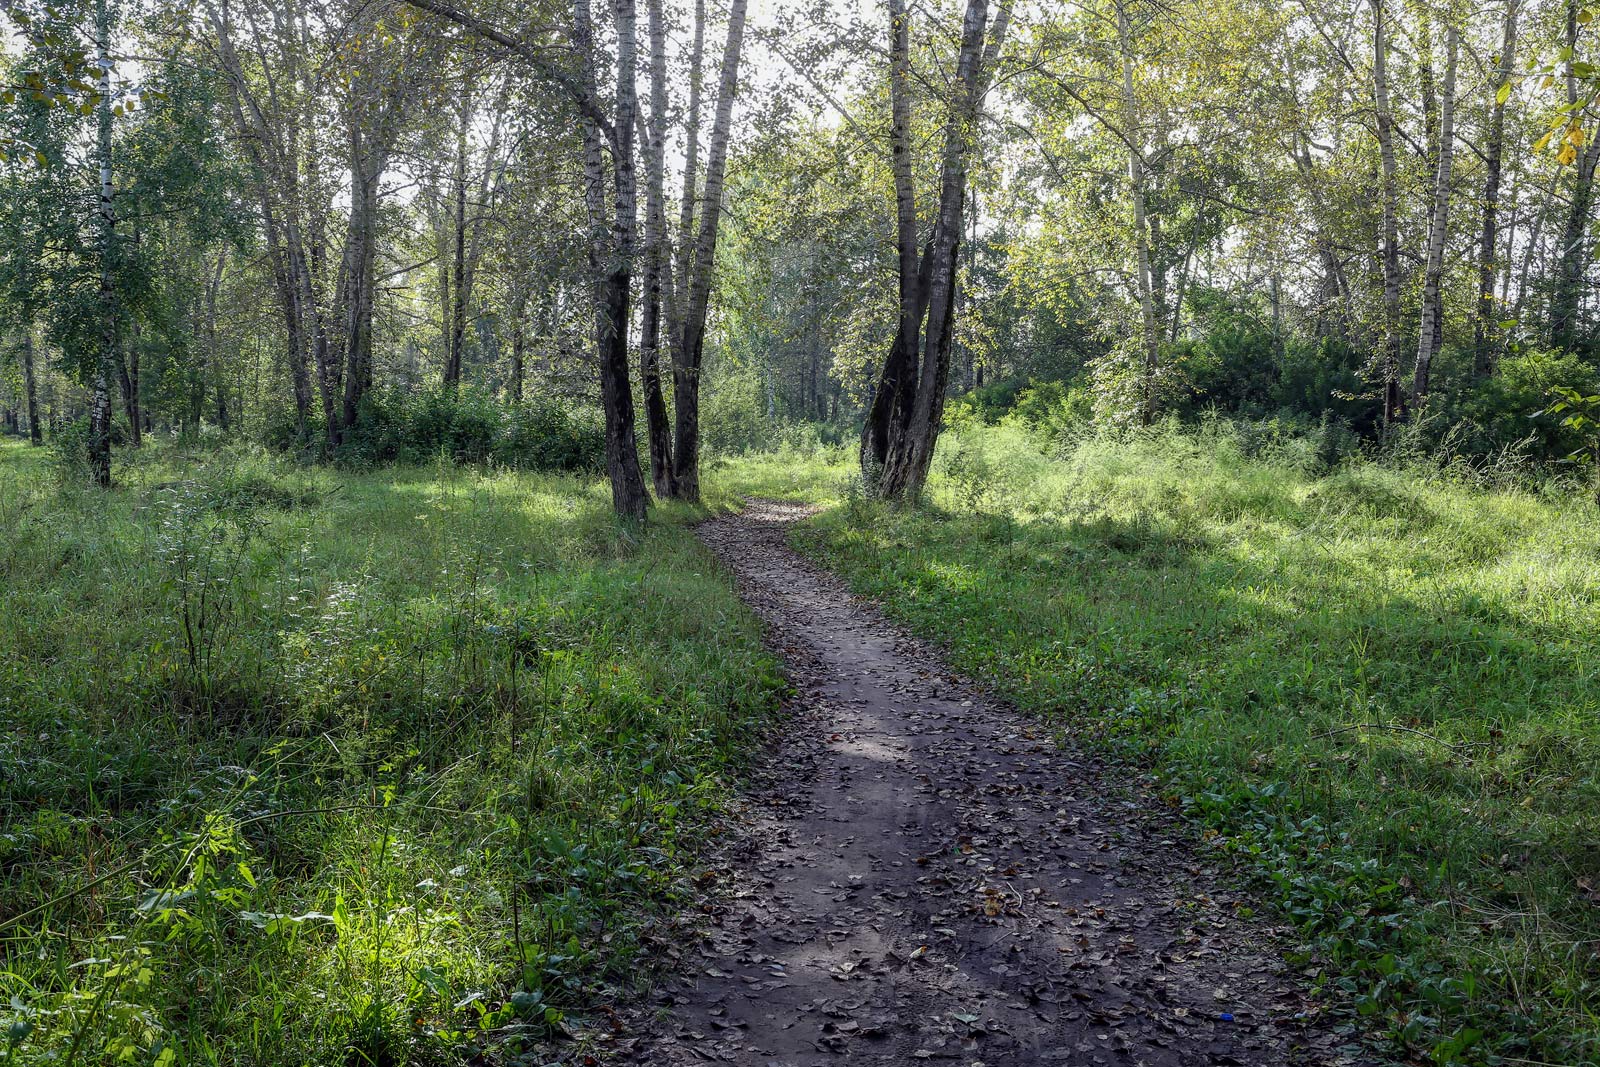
[1371,0,1405,430]
[207,3,314,436]
[20,327,41,445]
[339,150,381,435]
[575,0,649,520]
[509,287,528,403]
[207,252,228,432]
[89,0,115,488]
[862,0,924,479]
[443,82,474,389]
[639,0,677,496]
[401,0,653,518]
[1475,1,1518,376]
[862,0,1008,499]
[1551,0,1600,352]
[669,0,749,503]
[116,339,140,446]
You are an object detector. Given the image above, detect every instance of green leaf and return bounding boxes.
[1496,81,1512,106]
[137,888,196,912]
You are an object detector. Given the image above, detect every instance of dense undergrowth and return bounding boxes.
[263,388,609,473]
[723,421,1600,1066]
[0,440,781,1065]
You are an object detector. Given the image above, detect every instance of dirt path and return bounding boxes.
[617,501,1362,1066]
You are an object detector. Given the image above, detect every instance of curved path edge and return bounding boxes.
[606,500,1366,1067]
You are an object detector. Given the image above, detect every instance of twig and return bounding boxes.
[1313,723,1486,752]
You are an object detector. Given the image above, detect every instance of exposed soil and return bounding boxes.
[611,500,1366,1066]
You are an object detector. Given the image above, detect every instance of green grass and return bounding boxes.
[0,440,782,1066]
[727,421,1600,1066]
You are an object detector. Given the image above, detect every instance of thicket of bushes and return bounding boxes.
[265,388,609,473]
[944,300,1599,486]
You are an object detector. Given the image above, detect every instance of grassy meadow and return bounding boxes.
[5,421,1599,1066]
[0,440,781,1065]
[720,422,1600,1065]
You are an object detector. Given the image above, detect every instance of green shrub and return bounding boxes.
[328,389,605,473]
[1274,335,1380,433]
[945,376,1030,425]
[1005,379,1094,445]
[700,363,770,456]
[500,400,607,473]
[50,416,93,486]
[1454,348,1600,463]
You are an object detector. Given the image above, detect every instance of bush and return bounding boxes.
[327,388,605,473]
[50,417,94,487]
[500,400,607,473]
[946,376,1030,425]
[700,364,770,456]
[1453,348,1600,464]
[1006,379,1094,445]
[1274,335,1381,433]
[944,376,1093,449]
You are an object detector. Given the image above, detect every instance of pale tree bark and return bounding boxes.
[639,0,677,497]
[1416,7,1444,361]
[667,0,706,367]
[1475,0,1518,377]
[89,0,116,487]
[1371,0,1404,430]
[860,0,1009,499]
[1512,166,1562,330]
[1293,138,1354,340]
[1411,22,1457,406]
[1116,0,1158,423]
[669,0,749,502]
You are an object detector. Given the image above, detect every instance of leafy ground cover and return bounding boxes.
[0,441,781,1066]
[721,423,1600,1065]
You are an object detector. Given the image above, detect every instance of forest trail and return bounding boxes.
[619,500,1362,1066]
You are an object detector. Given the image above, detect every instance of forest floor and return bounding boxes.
[613,500,1366,1066]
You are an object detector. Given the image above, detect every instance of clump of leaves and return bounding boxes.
[1541,386,1600,505]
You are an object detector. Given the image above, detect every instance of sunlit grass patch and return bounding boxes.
[748,422,1600,1065]
[0,440,781,1065]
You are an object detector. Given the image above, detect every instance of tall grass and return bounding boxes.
[734,421,1600,1065]
[0,441,781,1065]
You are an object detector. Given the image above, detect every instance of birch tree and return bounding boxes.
[861,0,1010,498]
[1411,20,1457,405]
[1474,0,1519,376]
